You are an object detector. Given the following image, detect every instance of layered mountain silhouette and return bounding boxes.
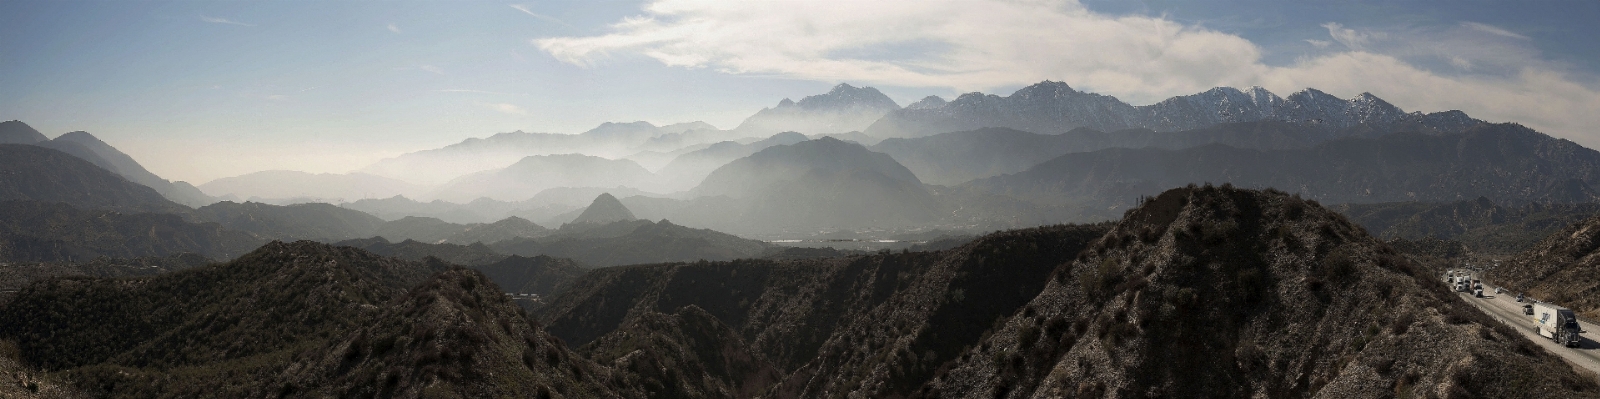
[359,120,733,185]
[35,131,213,207]
[1,121,215,207]
[569,193,637,225]
[0,200,263,262]
[192,201,388,242]
[865,81,1482,138]
[692,137,941,230]
[1335,198,1600,255]
[873,121,1411,186]
[960,123,1600,221]
[198,170,421,204]
[492,219,773,267]
[431,154,656,202]
[0,144,190,214]
[333,236,507,266]
[655,131,810,191]
[734,83,901,135]
[0,120,49,144]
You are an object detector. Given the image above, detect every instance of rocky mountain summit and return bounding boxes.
[919,185,1590,398]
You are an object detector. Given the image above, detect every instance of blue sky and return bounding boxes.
[2,0,1597,183]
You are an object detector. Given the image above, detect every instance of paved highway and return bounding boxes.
[1455,281,1600,375]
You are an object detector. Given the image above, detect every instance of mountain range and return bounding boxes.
[198,170,421,204]
[1,121,213,208]
[958,123,1600,222]
[0,144,191,215]
[865,81,1482,138]
[358,120,732,186]
[431,154,658,202]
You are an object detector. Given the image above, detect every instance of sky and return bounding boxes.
[2,0,1598,183]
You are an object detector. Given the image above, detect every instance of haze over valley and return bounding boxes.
[4,1,1600,397]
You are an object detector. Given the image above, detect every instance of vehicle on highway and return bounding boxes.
[1524,304,1535,315]
[1517,294,1524,302]
[1532,302,1584,347]
[1474,289,1484,298]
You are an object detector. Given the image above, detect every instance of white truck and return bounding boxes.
[1533,302,1584,347]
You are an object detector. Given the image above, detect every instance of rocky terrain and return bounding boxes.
[2,187,1597,398]
[0,200,263,262]
[919,185,1592,398]
[1495,214,1600,319]
[1336,197,1600,255]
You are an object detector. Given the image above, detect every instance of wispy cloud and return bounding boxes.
[1461,21,1529,40]
[387,23,402,34]
[1321,22,1382,50]
[265,94,288,101]
[200,15,254,27]
[510,4,573,28]
[483,102,528,115]
[436,89,529,96]
[419,65,445,75]
[532,0,1600,149]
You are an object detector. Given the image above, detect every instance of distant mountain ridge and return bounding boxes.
[569,193,637,225]
[692,137,941,231]
[958,123,1600,221]
[0,144,190,215]
[358,120,732,185]
[431,154,657,202]
[198,170,420,204]
[873,121,1378,186]
[1,121,213,207]
[866,81,1482,138]
[734,83,901,136]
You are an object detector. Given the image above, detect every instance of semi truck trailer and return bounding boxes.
[1533,302,1584,347]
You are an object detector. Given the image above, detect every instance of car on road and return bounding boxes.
[1525,304,1535,315]
[1517,294,1525,302]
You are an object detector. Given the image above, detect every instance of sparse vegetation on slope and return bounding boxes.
[1495,214,1600,319]
[920,185,1597,398]
[0,200,263,262]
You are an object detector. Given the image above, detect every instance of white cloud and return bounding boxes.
[484,102,528,115]
[1462,21,1529,40]
[537,0,1266,100]
[533,0,1600,147]
[419,65,445,75]
[200,15,254,27]
[388,23,402,34]
[265,94,288,101]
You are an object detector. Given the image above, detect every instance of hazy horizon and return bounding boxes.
[4,0,1598,183]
